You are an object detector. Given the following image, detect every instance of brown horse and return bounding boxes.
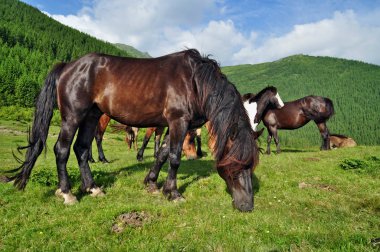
[110,123,139,150]
[137,127,165,161]
[90,115,200,162]
[262,96,334,154]
[6,49,258,211]
[330,134,357,148]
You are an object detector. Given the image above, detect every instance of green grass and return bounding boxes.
[0,119,379,251]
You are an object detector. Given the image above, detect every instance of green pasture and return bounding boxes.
[0,119,379,251]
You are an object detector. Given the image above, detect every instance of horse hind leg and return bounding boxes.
[73,108,105,196]
[316,121,330,150]
[54,119,80,205]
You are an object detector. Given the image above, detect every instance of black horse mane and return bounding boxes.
[187,49,257,173]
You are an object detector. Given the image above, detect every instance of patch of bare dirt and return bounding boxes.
[298,182,336,191]
[302,157,320,162]
[0,126,24,135]
[111,211,150,233]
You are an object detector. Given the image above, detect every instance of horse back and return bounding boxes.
[57,52,195,127]
[264,101,310,129]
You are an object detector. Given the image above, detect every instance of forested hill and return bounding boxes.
[0,0,133,107]
[0,1,379,146]
[114,43,151,58]
[223,55,380,145]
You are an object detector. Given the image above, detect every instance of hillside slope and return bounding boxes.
[114,43,150,58]
[223,55,380,146]
[0,0,131,107]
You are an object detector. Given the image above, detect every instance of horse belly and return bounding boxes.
[95,85,168,127]
[276,112,309,130]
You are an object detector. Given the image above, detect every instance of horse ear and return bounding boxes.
[253,128,264,140]
[242,93,255,102]
[248,97,256,104]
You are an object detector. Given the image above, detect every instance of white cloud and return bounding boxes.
[48,1,380,66]
[233,10,380,65]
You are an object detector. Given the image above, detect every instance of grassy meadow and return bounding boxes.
[0,119,379,251]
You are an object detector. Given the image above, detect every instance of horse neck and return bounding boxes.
[254,94,272,124]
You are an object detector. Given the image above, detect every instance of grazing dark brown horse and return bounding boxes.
[329,134,357,148]
[5,49,258,211]
[262,96,334,154]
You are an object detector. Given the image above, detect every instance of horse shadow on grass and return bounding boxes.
[43,154,261,201]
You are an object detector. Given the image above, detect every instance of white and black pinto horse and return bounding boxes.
[242,86,284,132]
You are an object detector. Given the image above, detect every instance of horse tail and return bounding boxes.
[110,123,127,133]
[5,63,66,190]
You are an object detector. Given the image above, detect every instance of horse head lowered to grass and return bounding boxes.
[5,49,259,212]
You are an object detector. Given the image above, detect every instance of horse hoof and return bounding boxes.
[101,159,109,163]
[55,189,78,205]
[172,196,186,203]
[165,191,185,202]
[146,182,160,194]
[89,187,105,197]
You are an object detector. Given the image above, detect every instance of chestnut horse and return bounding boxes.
[6,49,258,211]
[262,96,334,154]
[330,134,357,148]
[137,127,165,161]
[89,114,200,162]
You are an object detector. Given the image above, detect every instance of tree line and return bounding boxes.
[0,0,131,107]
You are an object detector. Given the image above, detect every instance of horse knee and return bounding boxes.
[73,142,89,162]
[54,142,70,162]
[169,153,181,168]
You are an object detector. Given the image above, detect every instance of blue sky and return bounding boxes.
[21,0,380,66]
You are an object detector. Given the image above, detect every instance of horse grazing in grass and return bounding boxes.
[329,134,357,148]
[89,114,201,162]
[110,123,139,150]
[137,127,165,161]
[262,96,334,154]
[5,49,258,212]
[138,127,203,161]
[242,86,284,131]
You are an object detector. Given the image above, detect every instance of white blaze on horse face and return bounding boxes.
[243,100,258,131]
[276,93,285,107]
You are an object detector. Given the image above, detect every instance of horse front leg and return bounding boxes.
[316,122,330,150]
[273,128,281,154]
[195,128,203,158]
[144,132,169,193]
[154,127,165,158]
[162,119,188,201]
